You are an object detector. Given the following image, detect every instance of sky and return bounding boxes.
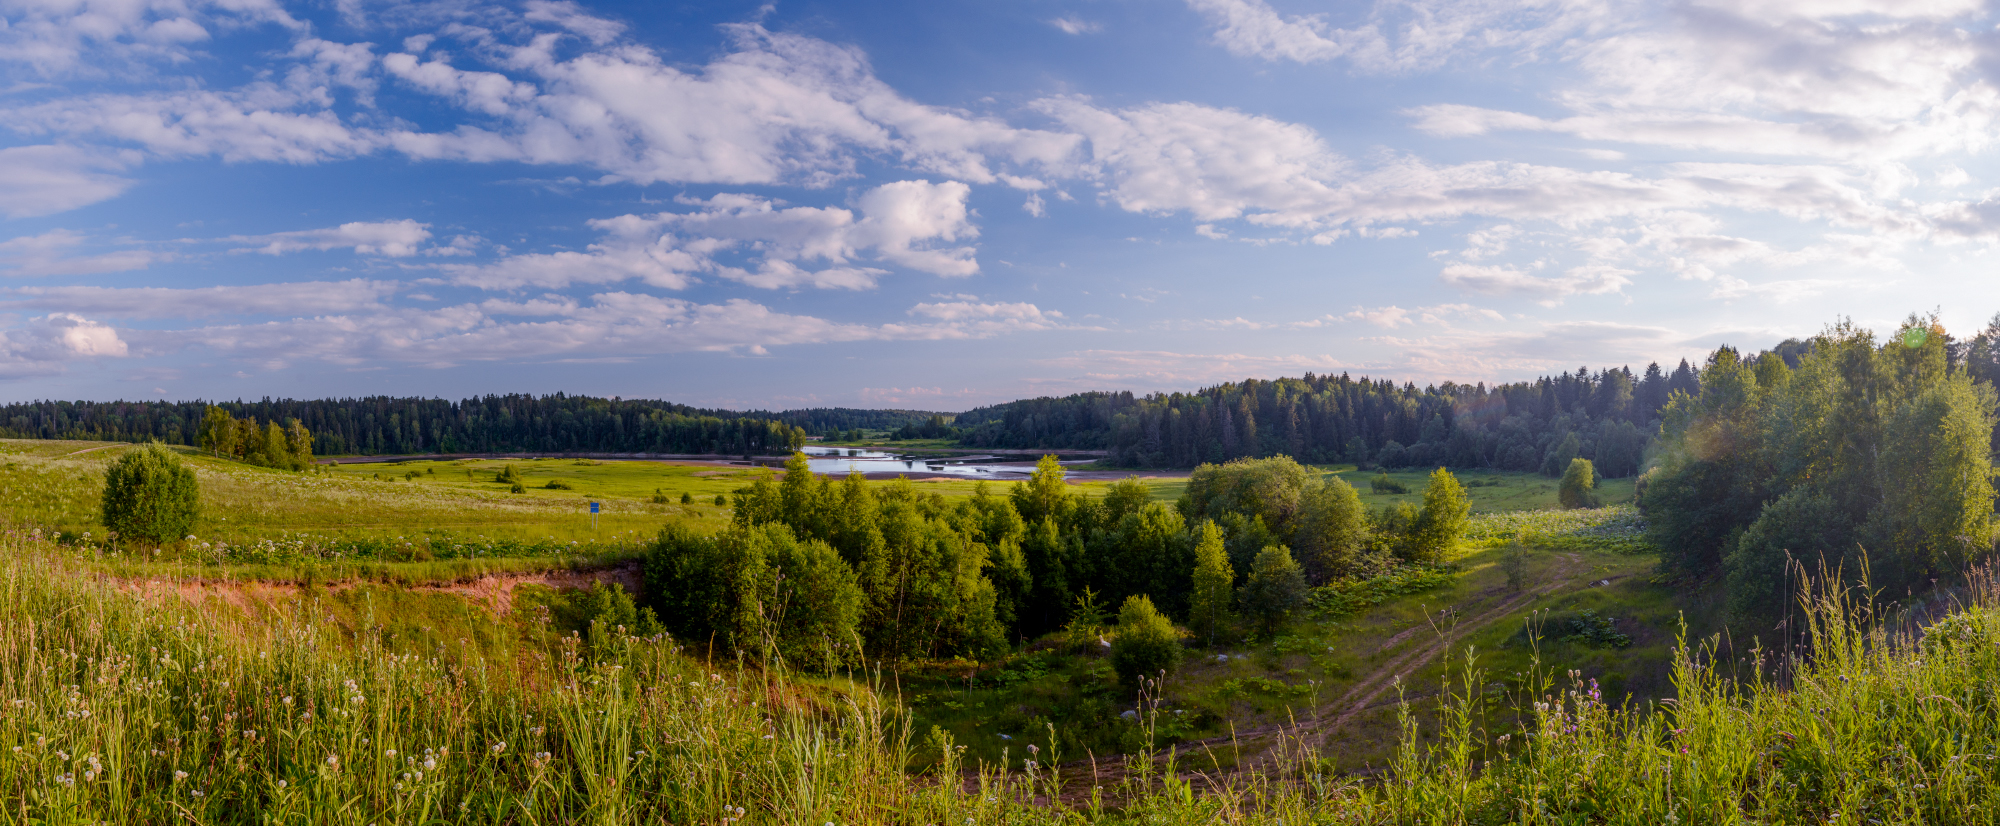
[2,0,1998,411]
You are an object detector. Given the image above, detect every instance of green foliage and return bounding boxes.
[1187,521,1234,646]
[495,464,522,483]
[679,491,693,504]
[197,406,313,470]
[509,481,526,494]
[1553,609,1631,648]
[1644,313,2000,608]
[1502,539,1528,593]
[1558,457,1599,509]
[543,479,573,490]
[1306,565,1456,619]
[1370,472,1410,494]
[1725,488,1844,626]
[101,443,200,545]
[1409,468,1470,564]
[1238,545,1307,636]
[548,581,662,653]
[1109,594,1181,694]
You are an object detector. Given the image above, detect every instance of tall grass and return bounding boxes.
[8,519,2000,823]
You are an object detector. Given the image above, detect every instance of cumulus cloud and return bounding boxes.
[441,180,979,291]
[225,220,434,257]
[0,230,154,277]
[0,313,128,378]
[381,22,1080,187]
[0,145,138,217]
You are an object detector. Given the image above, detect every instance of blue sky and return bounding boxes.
[2,0,1998,410]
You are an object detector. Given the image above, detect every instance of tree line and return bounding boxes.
[953,364,1703,475]
[196,406,315,470]
[0,394,810,457]
[641,453,1470,681]
[1642,314,2000,625]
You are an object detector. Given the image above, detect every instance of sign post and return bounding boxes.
[589,501,599,531]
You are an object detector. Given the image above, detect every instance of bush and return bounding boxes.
[101,443,201,545]
[544,479,574,490]
[509,482,526,494]
[1109,595,1182,695]
[1370,473,1410,494]
[1558,458,1599,509]
[713,494,727,507]
[680,491,693,504]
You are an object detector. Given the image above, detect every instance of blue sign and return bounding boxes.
[589,502,599,514]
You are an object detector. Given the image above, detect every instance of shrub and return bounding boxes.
[1370,473,1410,494]
[1109,595,1182,695]
[680,491,693,504]
[101,443,200,545]
[1558,458,1599,509]
[544,479,573,490]
[509,482,526,494]
[713,494,727,507]
[1408,468,1470,563]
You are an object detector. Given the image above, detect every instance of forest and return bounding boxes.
[0,394,816,457]
[954,364,1697,475]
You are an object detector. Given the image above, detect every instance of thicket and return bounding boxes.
[642,454,1472,668]
[1642,315,1999,626]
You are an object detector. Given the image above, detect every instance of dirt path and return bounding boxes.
[1044,552,1588,801]
[59,444,125,458]
[1285,552,1583,758]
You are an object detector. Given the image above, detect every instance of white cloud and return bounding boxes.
[1344,305,1413,328]
[1049,17,1102,35]
[441,180,978,291]
[1186,0,1612,72]
[383,23,1080,188]
[0,0,301,77]
[226,219,434,257]
[4,279,398,317]
[0,313,128,377]
[106,291,1065,369]
[1439,263,1632,303]
[0,145,138,217]
[0,230,154,277]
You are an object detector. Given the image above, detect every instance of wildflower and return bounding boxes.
[173,771,188,781]
[490,742,507,755]
[327,755,340,767]
[385,749,397,757]
[277,780,286,789]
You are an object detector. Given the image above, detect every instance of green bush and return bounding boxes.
[101,443,200,545]
[680,491,694,504]
[1369,473,1410,494]
[544,479,573,490]
[1109,595,1182,695]
[1558,457,1599,509]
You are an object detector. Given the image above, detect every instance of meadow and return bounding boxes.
[15,436,2000,823]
